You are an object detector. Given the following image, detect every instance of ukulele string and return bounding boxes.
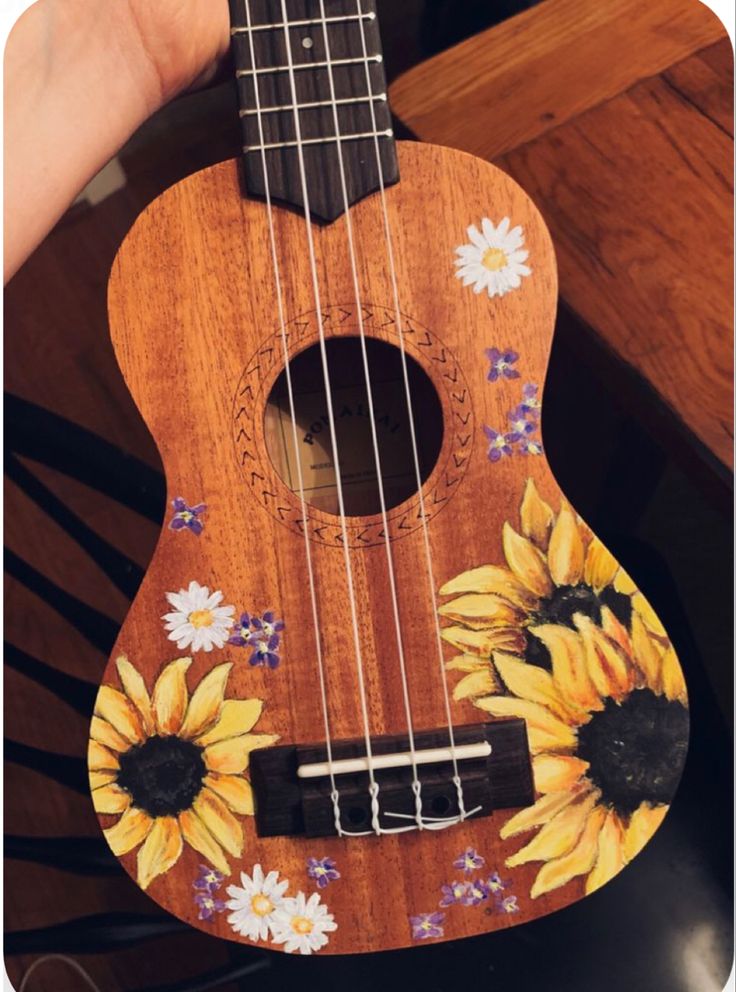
[355,0,470,823]
[317,0,425,833]
[278,0,384,836]
[242,0,344,836]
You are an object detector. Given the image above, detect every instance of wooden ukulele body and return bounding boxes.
[89,142,689,954]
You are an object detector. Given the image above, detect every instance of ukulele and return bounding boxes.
[88,0,690,955]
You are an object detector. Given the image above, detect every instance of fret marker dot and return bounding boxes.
[302,37,314,49]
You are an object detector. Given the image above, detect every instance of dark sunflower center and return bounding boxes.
[116,735,206,818]
[576,688,688,816]
[525,582,633,670]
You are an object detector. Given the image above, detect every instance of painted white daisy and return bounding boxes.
[455,217,531,298]
[225,864,289,942]
[270,890,337,955]
[162,580,235,653]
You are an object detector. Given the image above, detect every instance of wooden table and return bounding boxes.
[389,0,734,487]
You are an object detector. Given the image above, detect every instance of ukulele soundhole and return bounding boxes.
[232,305,474,546]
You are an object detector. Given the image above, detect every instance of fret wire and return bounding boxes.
[231,12,376,34]
[239,93,387,116]
[244,128,393,152]
[236,54,382,77]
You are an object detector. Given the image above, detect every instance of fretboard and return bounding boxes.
[228,0,399,222]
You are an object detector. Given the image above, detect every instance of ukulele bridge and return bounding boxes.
[249,720,534,838]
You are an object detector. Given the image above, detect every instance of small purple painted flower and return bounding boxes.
[518,438,544,457]
[454,848,485,875]
[486,872,506,895]
[410,912,445,941]
[251,610,285,640]
[194,891,226,921]
[228,613,257,648]
[520,383,542,416]
[169,498,206,536]
[439,880,468,908]
[461,879,491,906]
[500,895,519,914]
[485,347,520,383]
[507,405,537,441]
[193,864,224,893]
[250,633,281,669]
[307,856,340,889]
[483,426,514,463]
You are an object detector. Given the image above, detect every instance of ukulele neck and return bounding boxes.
[229,0,399,222]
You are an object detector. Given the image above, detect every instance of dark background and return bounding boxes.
[4,1,733,991]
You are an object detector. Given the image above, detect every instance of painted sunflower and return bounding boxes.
[439,479,689,897]
[88,655,278,889]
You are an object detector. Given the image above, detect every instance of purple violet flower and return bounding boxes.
[486,872,507,895]
[307,856,340,889]
[251,610,285,639]
[461,879,491,906]
[250,633,281,669]
[518,438,544,457]
[194,891,226,921]
[169,498,206,536]
[454,848,485,875]
[439,881,468,908]
[193,864,224,893]
[520,383,542,416]
[507,405,537,442]
[500,895,519,914]
[410,912,445,941]
[485,347,520,383]
[228,613,256,648]
[483,426,514,463]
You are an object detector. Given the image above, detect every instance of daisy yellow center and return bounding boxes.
[251,894,274,917]
[292,916,314,935]
[482,247,508,271]
[189,609,214,628]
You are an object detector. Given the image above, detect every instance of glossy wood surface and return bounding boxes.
[389,0,734,476]
[97,141,688,953]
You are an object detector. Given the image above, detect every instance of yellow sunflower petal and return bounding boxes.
[152,657,192,736]
[440,625,525,657]
[438,593,525,630]
[600,606,633,660]
[532,754,590,795]
[453,669,498,701]
[179,663,233,741]
[179,808,231,875]
[528,623,602,713]
[632,592,667,637]
[116,655,153,735]
[445,654,489,673]
[630,611,664,692]
[92,783,131,815]
[193,787,243,857]
[661,647,688,704]
[474,696,576,750]
[506,792,600,867]
[204,733,279,774]
[493,652,581,723]
[623,803,668,862]
[547,500,585,587]
[94,686,145,745]
[137,816,183,890]
[520,478,555,550]
[203,773,255,816]
[583,537,619,592]
[88,739,120,771]
[613,569,636,596]
[531,805,607,898]
[503,522,553,598]
[90,770,118,789]
[195,699,266,747]
[104,806,153,856]
[500,787,584,838]
[575,614,634,701]
[585,809,626,894]
[439,564,537,610]
[90,717,130,754]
